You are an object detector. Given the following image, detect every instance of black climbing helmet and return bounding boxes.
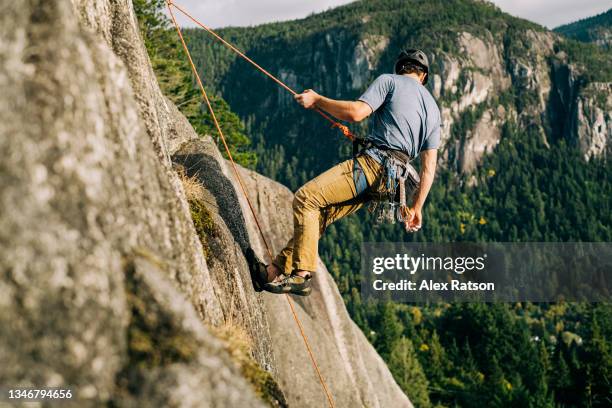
[394,48,429,85]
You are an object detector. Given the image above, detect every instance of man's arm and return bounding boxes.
[405,148,437,233]
[294,89,372,122]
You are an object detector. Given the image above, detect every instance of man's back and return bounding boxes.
[358,74,441,158]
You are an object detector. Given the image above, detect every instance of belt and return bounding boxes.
[352,138,411,164]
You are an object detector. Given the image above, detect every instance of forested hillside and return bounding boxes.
[555,8,611,49]
[142,0,610,406]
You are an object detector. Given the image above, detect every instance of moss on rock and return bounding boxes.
[211,324,288,407]
[188,198,218,261]
[124,262,199,369]
[175,164,220,262]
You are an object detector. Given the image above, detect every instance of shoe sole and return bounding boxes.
[262,286,312,297]
[262,285,290,294]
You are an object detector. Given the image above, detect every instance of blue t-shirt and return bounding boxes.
[358,74,441,159]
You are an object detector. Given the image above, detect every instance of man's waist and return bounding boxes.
[356,135,411,160]
[362,143,411,164]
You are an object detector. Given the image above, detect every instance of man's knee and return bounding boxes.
[294,183,317,211]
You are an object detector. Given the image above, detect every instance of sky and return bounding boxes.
[168,0,610,29]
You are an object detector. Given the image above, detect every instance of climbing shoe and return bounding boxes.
[245,248,268,292]
[263,273,312,297]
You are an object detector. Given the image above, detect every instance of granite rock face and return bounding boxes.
[0,0,410,406]
[0,0,266,405]
[573,83,612,160]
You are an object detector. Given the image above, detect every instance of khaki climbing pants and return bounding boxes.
[274,154,385,274]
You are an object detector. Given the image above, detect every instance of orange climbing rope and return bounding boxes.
[165,2,335,407]
[168,0,355,142]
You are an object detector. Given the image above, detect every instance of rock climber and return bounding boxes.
[248,49,441,296]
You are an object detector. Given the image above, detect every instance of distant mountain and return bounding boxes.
[555,8,611,49]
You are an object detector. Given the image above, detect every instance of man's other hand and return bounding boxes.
[295,89,320,109]
[404,207,422,233]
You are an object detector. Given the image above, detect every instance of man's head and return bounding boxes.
[394,49,429,85]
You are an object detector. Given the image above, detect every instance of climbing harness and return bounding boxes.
[352,139,420,224]
[165,2,335,407]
